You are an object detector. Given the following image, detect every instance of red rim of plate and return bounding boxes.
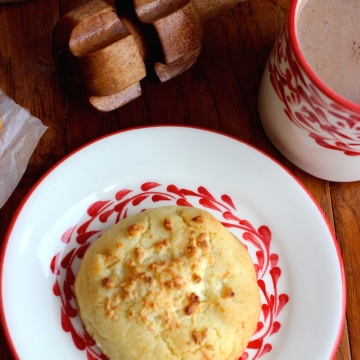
[0,125,346,359]
[289,0,360,112]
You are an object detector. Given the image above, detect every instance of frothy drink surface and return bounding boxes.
[297,0,360,104]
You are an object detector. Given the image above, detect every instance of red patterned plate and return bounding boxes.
[0,126,345,360]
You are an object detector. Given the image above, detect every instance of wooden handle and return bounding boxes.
[52,0,241,111]
[193,0,241,21]
[138,0,203,82]
[52,1,147,111]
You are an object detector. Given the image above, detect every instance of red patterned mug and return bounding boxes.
[258,0,360,182]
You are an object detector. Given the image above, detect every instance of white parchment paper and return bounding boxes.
[0,88,47,208]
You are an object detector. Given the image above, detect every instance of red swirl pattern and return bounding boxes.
[268,20,360,156]
[50,182,289,359]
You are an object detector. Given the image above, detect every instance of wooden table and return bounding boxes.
[0,0,357,359]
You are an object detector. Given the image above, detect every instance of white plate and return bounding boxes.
[0,126,345,360]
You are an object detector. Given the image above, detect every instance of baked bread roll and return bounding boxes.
[75,206,260,359]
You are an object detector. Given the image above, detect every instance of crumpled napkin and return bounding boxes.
[0,88,47,208]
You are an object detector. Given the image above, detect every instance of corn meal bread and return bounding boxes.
[74,206,260,360]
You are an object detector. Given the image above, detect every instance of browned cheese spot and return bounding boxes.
[192,273,202,283]
[192,328,208,344]
[154,238,170,250]
[103,252,119,263]
[148,261,167,271]
[192,215,204,223]
[134,247,146,262]
[127,223,144,237]
[221,285,235,299]
[104,297,111,311]
[184,292,200,315]
[102,276,116,289]
[106,309,115,319]
[164,217,172,230]
[187,245,197,257]
[164,275,184,290]
[196,233,209,251]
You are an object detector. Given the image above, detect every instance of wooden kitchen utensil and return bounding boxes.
[52,0,243,112]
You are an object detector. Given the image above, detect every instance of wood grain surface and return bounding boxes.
[0,0,357,359]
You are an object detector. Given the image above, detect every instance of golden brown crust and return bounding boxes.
[75,206,261,360]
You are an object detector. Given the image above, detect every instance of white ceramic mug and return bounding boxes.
[258,0,360,182]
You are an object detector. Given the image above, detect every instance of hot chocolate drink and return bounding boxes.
[297,0,360,104]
